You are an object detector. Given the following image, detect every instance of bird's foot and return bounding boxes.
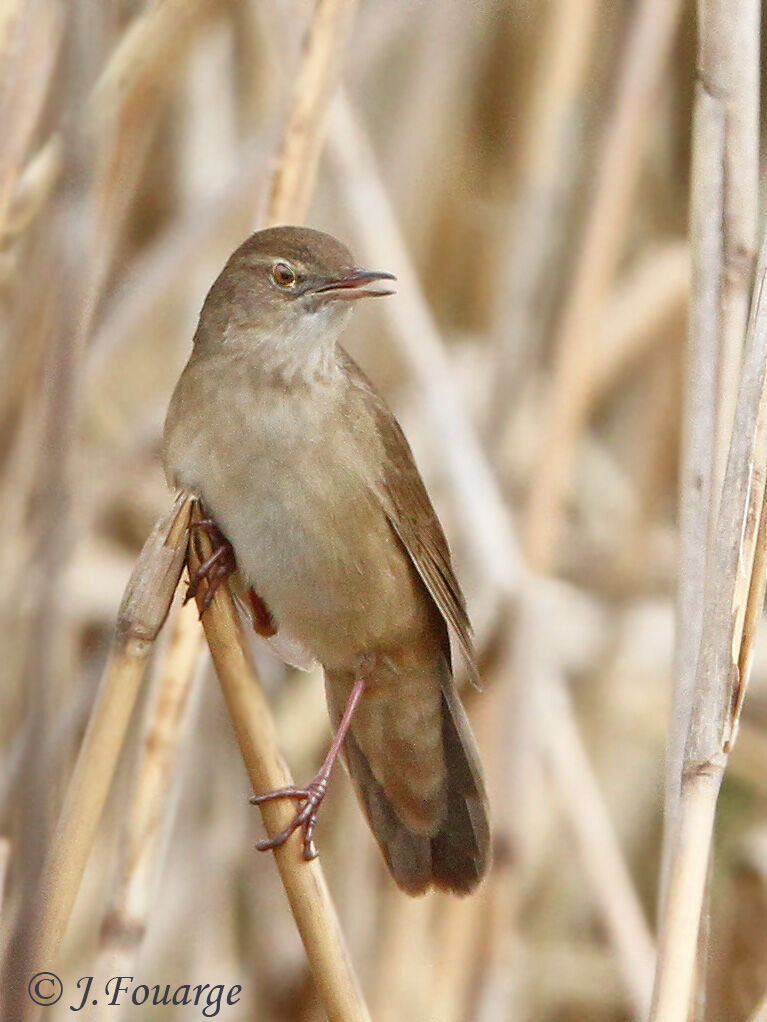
[250,671,368,861]
[250,773,331,860]
[186,517,237,615]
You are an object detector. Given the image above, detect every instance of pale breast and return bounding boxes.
[163,351,430,669]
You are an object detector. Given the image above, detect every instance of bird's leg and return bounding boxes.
[186,516,237,614]
[251,658,371,860]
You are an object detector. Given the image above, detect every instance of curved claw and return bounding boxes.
[251,779,328,860]
[254,799,316,855]
[303,810,320,859]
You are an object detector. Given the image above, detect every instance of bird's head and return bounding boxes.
[194,226,395,380]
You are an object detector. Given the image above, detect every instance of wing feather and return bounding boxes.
[341,350,480,687]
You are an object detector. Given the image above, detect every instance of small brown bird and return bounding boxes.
[163,226,490,895]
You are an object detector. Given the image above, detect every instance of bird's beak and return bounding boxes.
[310,268,397,301]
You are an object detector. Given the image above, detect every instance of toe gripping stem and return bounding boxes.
[249,669,368,861]
[186,516,237,615]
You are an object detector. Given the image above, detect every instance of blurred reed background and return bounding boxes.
[2,0,767,1019]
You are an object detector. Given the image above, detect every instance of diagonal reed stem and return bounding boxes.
[22,493,192,1011]
[188,503,370,1022]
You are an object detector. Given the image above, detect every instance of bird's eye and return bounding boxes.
[272,261,296,288]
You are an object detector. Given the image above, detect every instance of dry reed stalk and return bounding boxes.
[1,368,44,638]
[22,494,191,1001]
[429,845,493,1022]
[9,236,102,1016]
[67,111,163,403]
[11,0,204,972]
[87,0,214,133]
[266,0,358,227]
[85,139,268,380]
[274,664,330,767]
[466,641,528,1022]
[588,241,689,412]
[382,3,486,240]
[728,721,767,795]
[86,0,359,369]
[749,989,767,1022]
[0,667,99,825]
[427,679,503,1022]
[651,235,767,1020]
[523,0,685,571]
[0,0,62,241]
[490,0,599,422]
[737,491,767,698]
[708,832,767,1020]
[78,4,232,363]
[324,786,378,975]
[517,942,625,1016]
[542,670,655,1018]
[92,599,205,976]
[0,0,220,718]
[2,0,214,246]
[371,891,436,1022]
[615,347,682,587]
[0,837,10,925]
[664,0,761,906]
[187,504,370,1022]
[0,0,22,48]
[87,0,358,371]
[3,138,60,242]
[514,585,655,1020]
[498,242,688,478]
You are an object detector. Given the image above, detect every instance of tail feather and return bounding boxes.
[340,729,434,895]
[430,676,489,893]
[327,660,490,896]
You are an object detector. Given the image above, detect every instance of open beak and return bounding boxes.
[310,268,397,301]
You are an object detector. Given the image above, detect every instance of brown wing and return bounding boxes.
[340,350,480,687]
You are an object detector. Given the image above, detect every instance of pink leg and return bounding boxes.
[251,666,368,860]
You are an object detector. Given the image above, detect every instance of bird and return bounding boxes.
[163,225,490,895]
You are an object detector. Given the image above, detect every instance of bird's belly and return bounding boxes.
[187,444,427,670]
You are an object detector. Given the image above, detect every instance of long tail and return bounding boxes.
[326,659,490,895]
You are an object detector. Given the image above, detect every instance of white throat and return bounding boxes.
[225,302,351,385]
